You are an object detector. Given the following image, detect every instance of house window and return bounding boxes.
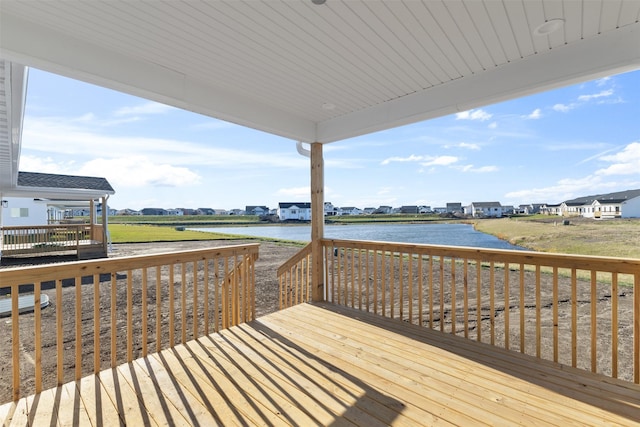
[11,208,29,218]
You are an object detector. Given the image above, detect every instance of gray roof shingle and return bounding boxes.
[18,171,114,193]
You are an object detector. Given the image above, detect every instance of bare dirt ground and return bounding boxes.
[0,239,636,404]
[109,240,303,317]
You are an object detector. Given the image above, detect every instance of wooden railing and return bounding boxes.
[0,243,259,403]
[1,225,95,255]
[321,239,640,384]
[277,242,312,309]
[91,224,104,243]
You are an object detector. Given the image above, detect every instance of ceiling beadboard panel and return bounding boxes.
[0,0,639,144]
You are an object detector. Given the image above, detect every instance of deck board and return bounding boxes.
[2,302,640,426]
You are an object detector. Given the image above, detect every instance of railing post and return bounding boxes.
[310,142,325,302]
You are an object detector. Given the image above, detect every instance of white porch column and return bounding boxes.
[310,142,325,301]
[89,199,96,242]
[0,194,4,260]
[102,196,109,253]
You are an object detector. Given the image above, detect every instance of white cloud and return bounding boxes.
[190,120,237,131]
[552,86,616,114]
[546,142,612,152]
[381,154,425,165]
[457,165,498,173]
[74,113,97,123]
[18,155,76,173]
[21,116,307,170]
[504,175,640,204]
[19,154,201,188]
[596,77,611,86]
[113,101,175,117]
[578,89,614,102]
[596,142,640,176]
[488,121,498,129]
[552,103,573,113]
[81,157,201,187]
[449,142,480,150]
[382,154,459,167]
[506,142,640,202]
[420,156,459,167]
[525,108,542,119]
[456,109,492,121]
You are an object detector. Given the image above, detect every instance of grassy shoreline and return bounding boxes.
[473,216,640,259]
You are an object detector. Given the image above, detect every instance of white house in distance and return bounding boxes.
[539,189,640,218]
[557,189,640,219]
[245,206,270,216]
[278,202,312,221]
[466,202,505,218]
[338,207,362,216]
[324,202,337,216]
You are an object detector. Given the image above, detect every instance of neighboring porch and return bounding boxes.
[1,240,639,425]
[2,302,639,426]
[0,172,115,260]
[0,223,107,260]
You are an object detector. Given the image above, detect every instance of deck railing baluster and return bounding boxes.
[75,275,82,380]
[1,244,258,402]
[94,273,101,372]
[310,238,640,385]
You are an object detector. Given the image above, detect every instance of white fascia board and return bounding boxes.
[0,13,315,143]
[0,60,27,188]
[10,62,27,179]
[3,186,113,200]
[318,24,640,143]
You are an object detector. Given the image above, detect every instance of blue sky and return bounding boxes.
[20,67,640,211]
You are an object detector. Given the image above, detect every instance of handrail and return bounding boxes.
[278,242,312,309]
[321,238,640,385]
[0,243,259,403]
[1,224,95,256]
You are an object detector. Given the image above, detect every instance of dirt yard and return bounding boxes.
[109,240,303,317]
[0,239,636,404]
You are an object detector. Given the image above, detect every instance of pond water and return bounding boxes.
[192,223,526,251]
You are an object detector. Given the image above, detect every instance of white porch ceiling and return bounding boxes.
[0,0,639,146]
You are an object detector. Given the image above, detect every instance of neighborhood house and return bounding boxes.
[278,202,312,221]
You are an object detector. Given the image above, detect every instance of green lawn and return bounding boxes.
[108,223,306,246]
[108,224,248,243]
[109,215,261,225]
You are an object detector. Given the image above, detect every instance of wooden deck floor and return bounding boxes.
[2,302,640,426]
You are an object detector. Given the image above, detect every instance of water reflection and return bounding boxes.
[193,223,525,251]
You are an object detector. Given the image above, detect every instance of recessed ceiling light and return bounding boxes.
[322,103,335,110]
[533,19,564,36]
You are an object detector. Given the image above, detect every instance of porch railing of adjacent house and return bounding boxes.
[277,238,640,384]
[0,243,259,402]
[0,224,101,256]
